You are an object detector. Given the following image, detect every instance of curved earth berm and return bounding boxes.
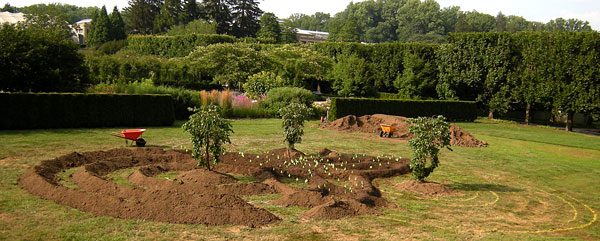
[19,147,411,227]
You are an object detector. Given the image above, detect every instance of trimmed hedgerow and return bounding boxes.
[328,98,477,122]
[126,34,236,58]
[0,93,174,129]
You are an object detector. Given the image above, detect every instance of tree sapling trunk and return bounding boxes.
[488,110,494,120]
[566,111,574,132]
[205,133,211,171]
[525,103,531,125]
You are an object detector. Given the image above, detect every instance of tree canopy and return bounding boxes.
[0,21,89,92]
[286,0,595,43]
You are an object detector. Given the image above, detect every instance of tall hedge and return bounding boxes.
[0,93,175,129]
[126,34,236,58]
[312,42,438,95]
[436,32,517,118]
[328,98,477,121]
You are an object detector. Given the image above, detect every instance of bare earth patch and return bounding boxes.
[396,180,463,197]
[321,114,488,148]
[18,147,410,227]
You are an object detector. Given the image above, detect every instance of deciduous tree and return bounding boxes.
[407,116,452,182]
[279,102,311,152]
[182,105,233,171]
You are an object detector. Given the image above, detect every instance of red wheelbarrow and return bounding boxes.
[111,129,147,147]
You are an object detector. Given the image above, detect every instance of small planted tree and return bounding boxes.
[407,116,452,182]
[279,103,312,155]
[182,105,233,171]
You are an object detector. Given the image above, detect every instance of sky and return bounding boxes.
[3,0,599,30]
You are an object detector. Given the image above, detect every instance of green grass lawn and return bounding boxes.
[1,119,599,240]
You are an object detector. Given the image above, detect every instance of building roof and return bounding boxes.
[296,29,329,37]
[75,19,92,24]
[0,12,25,25]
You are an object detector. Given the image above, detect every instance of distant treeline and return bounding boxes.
[288,0,594,43]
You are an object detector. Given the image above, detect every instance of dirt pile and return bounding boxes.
[321,114,487,148]
[19,147,411,227]
[396,180,462,197]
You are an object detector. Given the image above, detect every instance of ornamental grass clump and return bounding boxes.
[182,105,233,171]
[407,115,452,182]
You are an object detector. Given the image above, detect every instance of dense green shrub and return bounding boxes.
[436,32,517,119]
[328,98,477,121]
[329,54,376,97]
[0,23,89,92]
[243,71,284,99]
[157,58,216,90]
[187,43,271,90]
[126,34,236,58]
[260,87,316,114]
[266,45,333,89]
[97,39,129,55]
[88,79,201,120]
[166,19,217,36]
[84,52,216,90]
[313,42,438,96]
[85,52,163,84]
[376,92,404,100]
[0,93,174,129]
[227,106,276,119]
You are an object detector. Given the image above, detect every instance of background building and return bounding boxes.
[0,11,25,25]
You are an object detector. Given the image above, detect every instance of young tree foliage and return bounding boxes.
[182,105,233,171]
[407,116,452,182]
[279,102,311,151]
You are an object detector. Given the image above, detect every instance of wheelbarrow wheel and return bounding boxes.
[136,138,146,147]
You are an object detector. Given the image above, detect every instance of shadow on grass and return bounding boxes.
[446,183,523,192]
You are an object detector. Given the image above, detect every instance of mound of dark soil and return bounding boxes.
[321,114,488,148]
[396,180,462,197]
[19,147,411,227]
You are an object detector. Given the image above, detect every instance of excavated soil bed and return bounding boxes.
[322,114,488,148]
[396,180,463,197]
[19,147,411,227]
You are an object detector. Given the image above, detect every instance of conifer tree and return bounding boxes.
[202,0,233,34]
[88,6,111,45]
[181,0,201,24]
[257,12,281,41]
[230,0,262,38]
[123,0,161,34]
[154,0,183,33]
[109,6,127,40]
